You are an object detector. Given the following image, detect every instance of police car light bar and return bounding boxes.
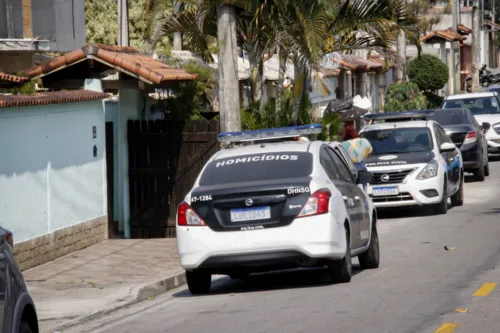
[364,110,436,123]
[217,124,323,143]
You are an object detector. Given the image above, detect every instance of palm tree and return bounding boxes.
[262,0,421,123]
[146,0,246,132]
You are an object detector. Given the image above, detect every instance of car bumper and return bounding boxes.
[461,146,482,170]
[176,214,347,270]
[367,177,443,208]
[487,139,500,153]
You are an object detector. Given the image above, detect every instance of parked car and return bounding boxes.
[360,111,464,215]
[487,84,500,94]
[176,125,379,294]
[442,92,500,156]
[429,108,490,181]
[0,227,39,333]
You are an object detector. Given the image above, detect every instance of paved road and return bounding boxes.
[69,160,500,333]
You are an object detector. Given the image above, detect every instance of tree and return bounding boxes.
[384,81,428,112]
[408,54,449,92]
[86,0,172,53]
[263,0,421,122]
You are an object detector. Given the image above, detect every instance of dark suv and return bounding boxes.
[0,227,39,333]
[430,108,490,181]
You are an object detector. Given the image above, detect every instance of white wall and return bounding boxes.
[117,89,143,238]
[0,100,107,243]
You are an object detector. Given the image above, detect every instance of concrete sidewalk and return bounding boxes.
[23,239,186,333]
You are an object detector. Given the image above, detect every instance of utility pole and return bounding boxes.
[471,1,481,92]
[117,0,129,47]
[450,0,458,94]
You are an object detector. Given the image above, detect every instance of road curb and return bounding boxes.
[45,271,186,333]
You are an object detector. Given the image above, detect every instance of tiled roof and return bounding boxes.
[341,55,384,71]
[422,28,466,43]
[484,20,500,31]
[26,43,197,83]
[0,72,29,84]
[457,24,472,34]
[0,90,110,108]
[321,67,341,77]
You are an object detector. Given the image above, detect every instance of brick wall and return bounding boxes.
[13,216,108,271]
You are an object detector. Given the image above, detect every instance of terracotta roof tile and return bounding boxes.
[0,72,29,84]
[25,43,197,83]
[457,24,472,34]
[422,28,466,43]
[484,20,500,31]
[341,55,384,71]
[321,67,341,77]
[0,90,110,108]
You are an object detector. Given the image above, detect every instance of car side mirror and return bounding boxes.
[482,122,491,132]
[356,170,374,185]
[440,142,456,153]
[351,168,359,181]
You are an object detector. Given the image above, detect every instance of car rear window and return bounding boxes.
[431,110,470,126]
[198,152,313,186]
[442,96,500,115]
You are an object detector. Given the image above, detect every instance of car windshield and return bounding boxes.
[360,128,433,155]
[198,151,313,186]
[430,110,470,126]
[442,96,500,115]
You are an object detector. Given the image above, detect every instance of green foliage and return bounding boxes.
[159,60,215,121]
[85,0,172,53]
[85,0,117,45]
[408,54,448,92]
[8,81,36,95]
[241,90,342,140]
[384,81,429,112]
[424,92,444,109]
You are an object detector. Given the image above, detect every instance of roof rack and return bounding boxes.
[364,110,436,124]
[217,124,323,144]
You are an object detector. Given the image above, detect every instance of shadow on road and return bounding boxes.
[481,207,500,215]
[173,265,363,298]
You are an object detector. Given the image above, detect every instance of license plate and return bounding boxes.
[230,206,271,222]
[372,186,399,196]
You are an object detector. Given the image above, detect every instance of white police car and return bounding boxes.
[176,125,379,294]
[360,111,464,214]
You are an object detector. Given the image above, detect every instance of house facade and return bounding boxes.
[0,0,86,72]
[0,90,109,270]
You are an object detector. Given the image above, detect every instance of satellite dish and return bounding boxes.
[321,52,342,69]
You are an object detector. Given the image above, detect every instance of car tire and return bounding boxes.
[474,164,486,181]
[485,160,490,177]
[451,171,464,207]
[327,228,352,283]
[186,270,211,295]
[19,321,33,333]
[358,224,380,270]
[433,178,448,215]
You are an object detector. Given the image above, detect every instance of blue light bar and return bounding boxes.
[217,124,323,143]
[364,110,436,122]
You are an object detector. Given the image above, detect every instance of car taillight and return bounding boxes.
[297,189,331,218]
[463,131,477,145]
[177,201,206,226]
[5,231,13,249]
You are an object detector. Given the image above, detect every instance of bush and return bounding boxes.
[384,81,429,112]
[408,54,448,92]
[241,89,342,140]
[424,92,444,109]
